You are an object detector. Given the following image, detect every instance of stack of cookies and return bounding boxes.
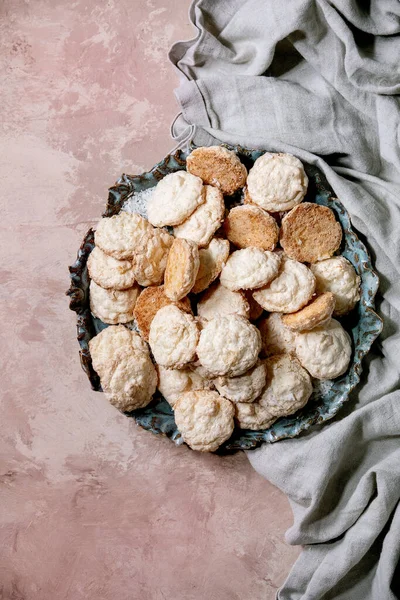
[88,146,361,452]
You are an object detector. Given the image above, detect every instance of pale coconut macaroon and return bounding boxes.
[246,152,308,212]
[147,170,205,227]
[174,390,235,452]
[310,256,361,316]
[295,319,352,379]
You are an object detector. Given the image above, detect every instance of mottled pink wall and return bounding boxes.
[0,1,299,598]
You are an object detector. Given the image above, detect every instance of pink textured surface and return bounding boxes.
[0,1,300,598]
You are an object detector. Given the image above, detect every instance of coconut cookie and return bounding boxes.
[89,280,140,324]
[235,401,276,431]
[280,203,342,263]
[281,292,335,332]
[186,146,247,196]
[149,305,199,369]
[310,256,361,316]
[157,365,213,408]
[197,315,261,377]
[197,283,250,321]
[174,185,224,247]
[89,326,156,411]
[174,390,235,452]
[147,171,204,227]
[192,238,230,294]
[295,319,352,379]
[133,285,192,341]
[253,255,315,313]
[89,324,148,379]
[95,211,153,260]
[164,238,200,301]
[223,205,279,251]
[214,361,266,403]
[132,228,173,287]
[246,152,308,212]
[258,312,297,357]
[87,246,136,290]
[259,355,312,417]
[220,248,281,291]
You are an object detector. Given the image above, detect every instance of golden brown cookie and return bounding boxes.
[280,203,342,263]
[223,205,279,250]
[133,285,192,341]
[192,238,230,294]
[186,146,247,196]
[281,292,335,332]
[164,238,200,301]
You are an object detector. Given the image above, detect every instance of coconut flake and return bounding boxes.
[122,188,155,219]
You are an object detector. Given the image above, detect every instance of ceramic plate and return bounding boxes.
[67,147,383,452]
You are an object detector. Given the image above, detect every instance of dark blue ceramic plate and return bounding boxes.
[67,147,383,452]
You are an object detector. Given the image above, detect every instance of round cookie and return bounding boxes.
[220,248,281,291]
[258,312,297,357]
[149,305,199,369]
[295,319,352,379]
[133,285,192,341]
[197,315,261,377]
[174,390,235,452]
[132,228,173,287]
[89,325,156,411]
[95,211,153,260]
[252,255,316,313]
[186,146,247,196]
[89,324,148,381]
[174,185,225,247]
[214,361,267,403]
[87,246,136,290]
[146,171,204,227]
[246,152,308,212]
[280,203,342,263]
[104,353,157,411]
[281,292,335,332]
[164,238,200,301]
[310,257,361,316]
[223,205,279,250]
[197,283,250,321]
[192,238,230,294]
[157,365,213,408]
[235,401,276,431]
[259,355,312,417]
[89,280,140,324]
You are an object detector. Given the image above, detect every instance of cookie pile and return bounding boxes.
[88,146,361,452]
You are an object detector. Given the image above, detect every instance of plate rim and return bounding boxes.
[67,146,383,451]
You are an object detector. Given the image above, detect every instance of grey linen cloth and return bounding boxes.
[169,1,400,598]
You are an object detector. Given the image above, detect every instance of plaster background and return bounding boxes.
[0,1,300,598]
